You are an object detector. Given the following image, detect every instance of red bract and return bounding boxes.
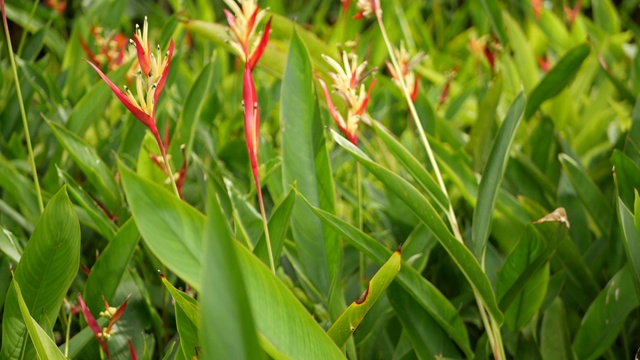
[77,293,110,359]
[317,76,357,145]
[248,18,271,70]
[243,65,261,185]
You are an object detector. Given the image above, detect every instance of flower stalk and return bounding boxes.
[1,0,44,214]
[224,0,275,272]
[353,0,504,358]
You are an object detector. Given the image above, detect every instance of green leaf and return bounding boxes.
[525,44,590,119]
[200,181,264,359]
[611,150,640,209]
[0,187,80,360]
[540,298,574,360]
[49,120,121,213]
[616,195,640,302]
[169,61,216,157]
[12,280,67,360]
[327,250,401,347]
[573,267,639,360]
[56,166,117,240]
[83,218,139,313]
[299,195,473,357]
[371,121,448,214]
[253,188,296,265]
[119,161,202,290]
[497,225,550,330]
[66,63,130,134]
[160,276,201,359]
[331,129,503,325]
[387,282,463,359]
[472,90,525,258]
[559,154,612,236]
[120,162,345,359]
[479,0,507,44]
[0,227,21,263]
[281,29,339,298]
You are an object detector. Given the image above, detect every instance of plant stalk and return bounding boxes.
[152,129,181,199]
[356,161,365,291]
[375,9,504,359]
[2,4,45,214]
[257,184,276,273]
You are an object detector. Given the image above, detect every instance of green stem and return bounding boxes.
[152,129,181,199]
[257,186,276,273]
[357,161,365,291]
[375,8,504,359]
[2,4,44,214]
[376,14,462,242]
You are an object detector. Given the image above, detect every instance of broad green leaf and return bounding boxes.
[611,151,640,209]
[468,75,504,171]
[49,120,121,213]
[472,90,525,258]
[0,187,80,360]
[573,267,639,360]
[175,296,200,360]
[559,154,612,236]
[169,61,216,157]
[12,280,67,360]
[84,219,139,313]
[299,195,473,357]
[281,29,339,298]
[119,162,202,290]
[0,227,21,263]
[160,276,201,359]
[387,282,463,360]
[201,181,264,360]
[120,163,345,358]
[525,44,590,119]
[497,226,550,330]
[234,244,345,359]
[616,196,640,302]
[503,15,537,91]
[592,0,620,33]
[56,166,117,240]
[479,0,507,44]
[540,298,574,360]
[0,155,40,222]
[253,188,296,265]
[371,120,448,214]
[332,129,503,325]
[327,250,401,347]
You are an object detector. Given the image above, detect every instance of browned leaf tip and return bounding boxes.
[157,270,165,278]
[396,242,403,254]
[355,283,370,305]
[533,207,570,229]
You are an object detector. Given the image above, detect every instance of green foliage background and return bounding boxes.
[1,0,640,359]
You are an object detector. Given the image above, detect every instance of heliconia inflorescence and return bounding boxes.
[85,17,187,198]
[317,51,376,145]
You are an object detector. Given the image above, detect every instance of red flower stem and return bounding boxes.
[151,124,181,199]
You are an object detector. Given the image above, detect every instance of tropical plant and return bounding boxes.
[0,0,639,359]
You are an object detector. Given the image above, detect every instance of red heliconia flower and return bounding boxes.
[85,21,174,136]
[77,293,111,359]
[80,27,129,73]
[243,65,261,187]
[223,0,271,68]
[353,0,381,20]
[564,0,582,27]
[538,55,551,73]
[385,42,425,103]
[531,0,543,20]
[319,51,376,146]
[128,339,138,360]
[45,0,66,16]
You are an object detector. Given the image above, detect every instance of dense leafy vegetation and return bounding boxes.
[1,0,640,359]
